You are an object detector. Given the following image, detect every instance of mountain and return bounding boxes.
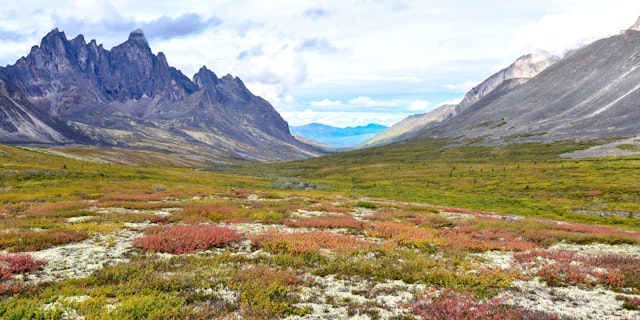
[417,19,640,144]
[0,78,90,144]
[0,29,325,162]
[357,104,457,148]
[361,51,560,148]
[290,123,387,148]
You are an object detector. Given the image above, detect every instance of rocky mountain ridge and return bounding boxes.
[417,19,640,145]
[362,51,560,147]
[0,29,324,162]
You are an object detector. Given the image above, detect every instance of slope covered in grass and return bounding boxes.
[0,141,639,319]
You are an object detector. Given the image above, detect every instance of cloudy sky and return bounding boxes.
[1,1,640,127]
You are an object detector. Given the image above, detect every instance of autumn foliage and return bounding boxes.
[133,225,243,254]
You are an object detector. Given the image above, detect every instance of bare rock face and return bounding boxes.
[456,51,561,112]
[0,29,323,161]
[420,25,640,144]
[0,79,89,144]
[361,51,560,148]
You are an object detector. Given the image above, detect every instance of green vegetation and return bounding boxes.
[0,139,640,318]
[230,138,640,229]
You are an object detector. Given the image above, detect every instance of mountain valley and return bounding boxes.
[2,14,640,320]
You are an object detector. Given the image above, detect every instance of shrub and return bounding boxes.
[366,221,438,250]
[133,225,243,254]
[0,229,89,252]
[178,204,243,222]
[406,288,559,320]
[284,216,368,229]
[0,254,46,295]
[249,230,373,254]
[108,292,185,319]
[439,224,538,252]
[0,254,46,279]
[229,266,309,318]
[355,201,377,209]
[622,296,640,310]
[514,249,638,289]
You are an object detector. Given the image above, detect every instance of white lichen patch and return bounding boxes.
[469,250,515,270]
[28,229,142,284]
[549,242,640,258]
[153,208,179,217]
[437,210,475,220]
[66,216,97,223]
[293,209,338,218]
[501,279,640,320]
[287,275,424,320]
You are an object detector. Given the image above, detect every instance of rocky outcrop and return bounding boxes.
[0,29,323,161]
[456,51,560,112]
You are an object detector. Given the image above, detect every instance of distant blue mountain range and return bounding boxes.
[290,123,388,148]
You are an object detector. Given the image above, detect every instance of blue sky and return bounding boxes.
[1,1,640,127]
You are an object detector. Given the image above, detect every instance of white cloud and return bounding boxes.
[348,96,400,107]
[238,45,308,105]
[506,4,640,58]
[311,98,342,107]
[283,110,410,128]
[407,100,431,112]
[444,81,479,94]
[435,98,463,108]
[3,1,640,130]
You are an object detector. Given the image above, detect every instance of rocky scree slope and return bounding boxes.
[419,20,640,144]
[361,51,560,148]
[0,29,323,161]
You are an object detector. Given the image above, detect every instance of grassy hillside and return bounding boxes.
[1,141,639,319]
[229,138,640,229]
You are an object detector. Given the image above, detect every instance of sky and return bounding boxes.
[1,1,640,128]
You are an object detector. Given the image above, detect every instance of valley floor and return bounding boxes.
[3,191,640,319]
[1,143,640,319]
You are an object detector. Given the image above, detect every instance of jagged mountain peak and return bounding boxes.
[127,28,148,44]
[193,66,219,88]
[42,28,66,41]
[0,28,324,161]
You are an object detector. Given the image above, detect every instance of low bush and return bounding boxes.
[133,225,243,254]
[107,292,185,319]
[515,249,640,289]
[0,254,46,279]
[0,254,46,295]
[366,221,438,251]
[229,266,309,318]
[285,216,368,229]
[0,229,89,252]
[440,224,539,252]
[178,203,243,222]
[355,201,377,209]
[406,288,559,320]
[622,296,640,310]
[249,230,373,254]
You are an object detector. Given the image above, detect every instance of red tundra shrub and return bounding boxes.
[407,288,559,320]
[0,253,46,280]
[133,225,243,254]
[284,216,369,229]
[514,249,636,289]
[0,254,46,295]
[249,230,373,254]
